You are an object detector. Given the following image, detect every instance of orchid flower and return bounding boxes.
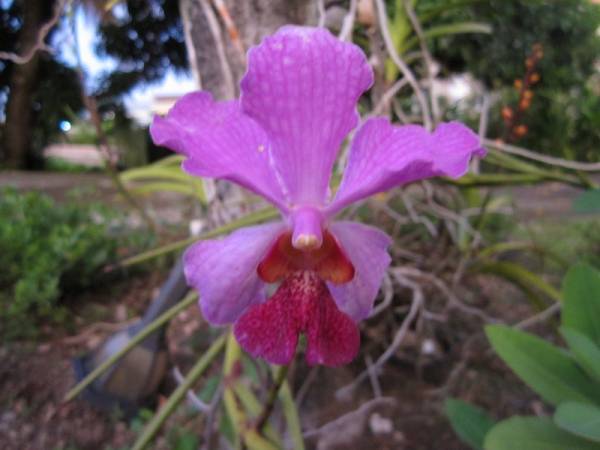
[151,26,484,367]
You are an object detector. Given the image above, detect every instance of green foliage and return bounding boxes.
[560,327,600,384]
[562,263,600,345]
[445,398,495,450]
[120,155,206,202]
[574,190,600,215]
[554,402,600,443]
[518,219,600,271]
[448,264,600,449]
[486,325,600,406]
[484,416,600,450]
[0,188,151,340]
[426,0,600,161]
[96,0,187,99]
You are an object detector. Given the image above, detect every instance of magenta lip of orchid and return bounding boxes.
[150,25,485,367]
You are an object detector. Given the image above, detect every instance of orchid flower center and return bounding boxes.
[290,206,325,250]
[257,229,355,284]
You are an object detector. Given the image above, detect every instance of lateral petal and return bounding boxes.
[183,222,285,324]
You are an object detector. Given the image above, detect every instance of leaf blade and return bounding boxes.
[554,402,600,443]
[485,325,600,406]
[484,416,600,450]
[562,264,600,346]
[560,326,600,384]
[445,398,495,450]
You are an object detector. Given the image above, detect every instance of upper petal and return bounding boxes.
[240,26,373,206]
[328,119,485,214]
[183,222,286,324]
[150,91,288,211]
[327,221,392,321]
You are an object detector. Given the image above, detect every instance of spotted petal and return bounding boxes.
[328,119,485,214]
[183,222,285,324]
[327,221,392,320]
[241,26,373,206]
[150,91,288,210]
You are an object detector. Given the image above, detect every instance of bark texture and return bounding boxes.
[1,0,45,168]
[178,0,317,99]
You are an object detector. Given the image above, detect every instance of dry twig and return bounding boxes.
[336,270,423,399]
[373,0,432,129]
[198,0,236,99]
[484,138,600,172]
[338,0,358,41]
[0,0,66,64]
[403,0,440,123]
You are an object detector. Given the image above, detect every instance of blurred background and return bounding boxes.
[0,1,599,449]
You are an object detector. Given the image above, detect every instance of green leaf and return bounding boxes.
[445,398,495,450]
[475,261,562,306]
[130,181,205,201]
[554,402,600,443]
[173,432,198,450]
[121,166,194,183]
[485,325,600,406]
[484,416,600,450]
[573,190,600,214]
[560,327,600,383]
[562,264,600,345]
[400,22,492,53]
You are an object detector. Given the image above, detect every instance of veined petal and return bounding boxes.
[150,91,288,211]
[327,221,392,321]
[183,222,286,324]
[240,26,373,206]
[235,271,359,366]
[328,119,485,214]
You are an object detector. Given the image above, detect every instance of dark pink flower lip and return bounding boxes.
[234,271,360,367]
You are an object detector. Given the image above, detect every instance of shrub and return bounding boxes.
[0,188,151,340]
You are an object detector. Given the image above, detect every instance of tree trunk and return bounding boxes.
[1,0,45,169]
[178,0,317,99]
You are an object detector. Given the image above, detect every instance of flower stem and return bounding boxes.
[130,334,227,450]
[64,291,198,402]
[255,365,289,433]
[118,207,279,268]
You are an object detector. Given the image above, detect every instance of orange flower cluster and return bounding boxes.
[501,43,543,142]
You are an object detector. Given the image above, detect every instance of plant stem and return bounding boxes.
[119,207,278,267]
[255,365,289,433]
[131,334,227,450]
[64,291,198,402]
[278,377,305,450]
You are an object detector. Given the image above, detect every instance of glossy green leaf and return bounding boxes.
[573,190,600,214]
[484,416,600,450]
[445,398,495,450]
[560,327,600,383]
[562,264,600,345]
[485,325,600,406]
[554,402,600,443]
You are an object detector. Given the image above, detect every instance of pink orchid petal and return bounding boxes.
[150,91,289,211]
[328,119,485,214]
[305,287,360,367]
[234,279,300,365]
[327,221,392,321]
[240,26,373,206]
[183,222,286,324]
